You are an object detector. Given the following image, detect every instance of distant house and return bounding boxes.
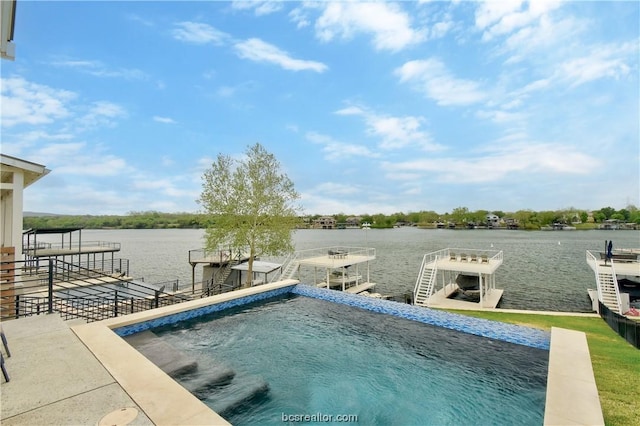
[345,216,362,228]
[504,218,519,229]
[486,214,500,228]
[313,216,336,229]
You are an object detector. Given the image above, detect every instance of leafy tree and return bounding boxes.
[449,206,469,224]
[198,143,302,287]
[593,212,606,223]
[598,206,616,220]
[579,211,588,223]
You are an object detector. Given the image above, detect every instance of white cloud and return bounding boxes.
[0,77,75,127]
[126,14,154,27]
[153,116,176,124]
[315,2,426,51]
[172,22,229,45]
[50,59,147,80]
[234,38,328,72]
[77,101,126,130]
[395,58,487,106]
[475,1,562,41]
[289,7,311,29]
[31,142,128,177]
[383,141,600,184]
[231,0,283,16]
[334,106,364,116]
[336,104,442,151]
[89,101,125,118]
[559,41,637,87]
[306,131,379,161]
[475,0,524,31]
[430,20,454,39]
[476,109,525,124]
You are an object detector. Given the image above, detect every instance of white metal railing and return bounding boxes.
[423,248,502,264]
[271,251,299,282]
[23,241,121,252]
[586,250,604,303]
[293,246,376,262]
[413,254,438,305]
[586,250,622,313]
[609,260,623,313]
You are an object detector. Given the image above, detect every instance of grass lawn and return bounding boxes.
[448,311,640,426]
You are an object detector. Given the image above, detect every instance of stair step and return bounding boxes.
[178,357,236,399]
[123,330,198,377]
[204,374,270,416]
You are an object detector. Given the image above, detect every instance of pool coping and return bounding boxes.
[71,279,604,426]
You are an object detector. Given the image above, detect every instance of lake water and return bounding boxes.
[53,228,639,312]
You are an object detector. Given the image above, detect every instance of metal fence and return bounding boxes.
[599,301,640,349]
[1,258,189,323]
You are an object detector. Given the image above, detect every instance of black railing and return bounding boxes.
[599,301,640,349]
[200,279,241,298]
[1,258,189,323]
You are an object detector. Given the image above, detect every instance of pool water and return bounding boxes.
[151,295,548,425]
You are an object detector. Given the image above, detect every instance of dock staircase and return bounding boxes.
[200,263,234,297]
[595,263,622,314]
[413,256,438,306]
[271,252,299,282]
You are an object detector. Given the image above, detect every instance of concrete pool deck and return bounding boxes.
[1,280,604,425]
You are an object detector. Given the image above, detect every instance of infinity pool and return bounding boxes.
[147,293,548,425]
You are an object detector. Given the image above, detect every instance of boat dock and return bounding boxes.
[586,249,640,316]
[414,248,504,310]
[285,247,377,294]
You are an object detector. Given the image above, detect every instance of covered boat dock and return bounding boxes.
[414,248,504,309]
[288,247,376,293]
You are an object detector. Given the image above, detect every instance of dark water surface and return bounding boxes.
[57,228,639,312]
[153,295,548,425]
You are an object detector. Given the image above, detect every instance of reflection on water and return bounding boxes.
[40,228,640,312]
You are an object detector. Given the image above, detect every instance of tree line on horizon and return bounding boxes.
[23,205,640,231]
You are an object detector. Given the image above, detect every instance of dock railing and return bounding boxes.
[586,250,623,314]
[423,248,503,264]
[294,246,376,263]
[0,258,188,323]
[23,241,121,254]
[188,246,250,265]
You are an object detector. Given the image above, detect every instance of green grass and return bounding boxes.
[446,311,640,426]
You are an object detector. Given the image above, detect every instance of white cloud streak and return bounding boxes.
[306,131,379,161]
[335,105,442,151]
[153,116,176,124]
[315,2,426,51]
[395,58,487,106]
[384,142,600,184]
[231,0,284,16]
[234,38,328,73]
[50,59,147,80]
[172,22,229,45]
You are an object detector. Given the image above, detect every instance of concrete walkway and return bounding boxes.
[0,314,153,426]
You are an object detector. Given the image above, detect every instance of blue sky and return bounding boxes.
[2,1,638,216]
